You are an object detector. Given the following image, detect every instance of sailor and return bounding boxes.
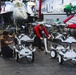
[0,30,15,58]
[54,17,61,24]
[33,22,51,50]
[64,3,73,16]
[73,5,76,13]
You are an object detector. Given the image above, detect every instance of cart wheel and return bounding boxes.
[50,49,57,58]
[58,54,63,64]
[15,52,19,62]
[27,52,35,62]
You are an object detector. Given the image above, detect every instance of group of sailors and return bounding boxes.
[0,21,52,58]
[1,2,76,58]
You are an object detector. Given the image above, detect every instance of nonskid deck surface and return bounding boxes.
[0,46,76,75]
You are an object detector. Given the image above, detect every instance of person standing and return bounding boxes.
[33,22,51,50]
